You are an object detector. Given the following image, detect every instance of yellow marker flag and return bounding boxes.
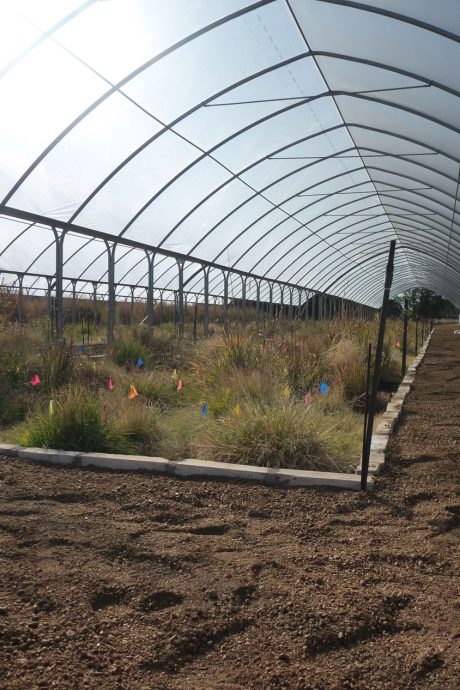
[282,385,290,398]
[171,369,178,382]
[128,384,138,400]
[233,403,241,417]
[49,400,55,416]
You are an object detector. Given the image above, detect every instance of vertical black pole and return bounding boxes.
[222,271,229,335]
[402,298,408,377]
[361,342,372,467]
[177,260,184,339]
[54,228,65,340]
[146,252,154,337]
[361,240,396,490]
[106,242,116,348]
[241,276,247,325]
[71,280,77,324]
[193,302,197,342]
[203,268,210,336]
[256,280,261,328]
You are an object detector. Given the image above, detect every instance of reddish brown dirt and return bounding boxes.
[0,324,459,690]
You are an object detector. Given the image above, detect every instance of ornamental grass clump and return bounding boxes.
[15,386,163,455]
[195,400,360,472]
[40,339,74,395]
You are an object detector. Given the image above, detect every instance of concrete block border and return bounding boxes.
[356,331,433,477]
[0,446,363,491]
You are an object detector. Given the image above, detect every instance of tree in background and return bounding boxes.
[391,288,458,320]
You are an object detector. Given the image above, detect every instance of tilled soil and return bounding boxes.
[0,324,459,690]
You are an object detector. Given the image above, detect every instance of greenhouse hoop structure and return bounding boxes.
[0,0,459,341]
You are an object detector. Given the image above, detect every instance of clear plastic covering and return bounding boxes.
[1,0,459,306]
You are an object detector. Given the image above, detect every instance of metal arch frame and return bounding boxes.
[278,212,460,299]
[9,42,460,267]
[54,35,460,282]
[176,122,460,263]
[1,0,278,205]
[344,256,460,306]
[250,161,460,281]
[126,124,460,296]
[124,159,458,299]
[12,97,460,288]
[15,147,460,302]
[105,88,460,247]
[290,204,460,293]
[316,235,460,300]
[21,81,460,283]
[1,50,314,271]
[316,0,460,44]
[159,171,379,294]
[325,245,460,304]
[0,205,329,306]
[134,131,460,294]
[2,4,460,307]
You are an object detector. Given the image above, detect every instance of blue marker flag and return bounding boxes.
[79,345,86,353]
[201,402,207,417]
[137,356,144,367]
[319,382,328,394]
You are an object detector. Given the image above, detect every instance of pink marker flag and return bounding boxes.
[30,373,41,386]
[304,392,313,407]
[108,378,114,390]
[395,341,401,348]
[177,378,184,392]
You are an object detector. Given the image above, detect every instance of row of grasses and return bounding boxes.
[0,315,417,472]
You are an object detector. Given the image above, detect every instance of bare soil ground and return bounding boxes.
[0,324,459,690]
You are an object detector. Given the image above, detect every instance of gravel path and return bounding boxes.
[0,324,459,689]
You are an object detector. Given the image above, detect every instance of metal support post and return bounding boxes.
[106,242,116,347]
[222,270,229,334]
[177,260,185,339]
[46,276,53,318]
[255,279,261,328]
[203,267,210,336]
[402,298,408,377]
[53,228,65,339]
[268,282,274,320]
[241,276,247,324]
[361,240,396,490]
[71,280,77,324]
[92,282,98,324]
[146,251,154,336]
[130,286,135,325]
[17,273,24,324]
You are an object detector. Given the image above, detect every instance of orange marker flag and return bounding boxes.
[128,384,138,400]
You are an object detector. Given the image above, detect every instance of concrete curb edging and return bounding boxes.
[0,447,363,491]
[356,332,433,477]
